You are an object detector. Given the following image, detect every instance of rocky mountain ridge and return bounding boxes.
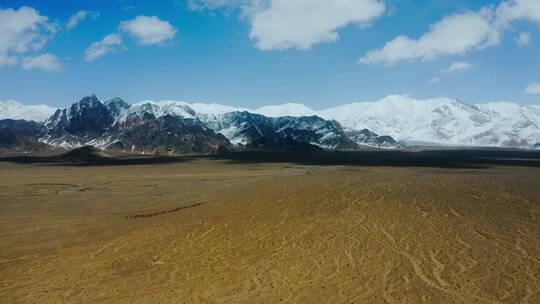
[1,96,398,153]
[3,94,537,151]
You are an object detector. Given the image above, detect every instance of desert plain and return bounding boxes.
[0,150,539,303]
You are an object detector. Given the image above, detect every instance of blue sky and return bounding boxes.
[0,0,539,109]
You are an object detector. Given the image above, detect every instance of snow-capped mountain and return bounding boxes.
[25,96,395,152]
[122,100,247,124]
[0,100,56,122]
[42,95,116,148]
[110,100,390,149]
[203,111,357,149]
[345,129,402,149]
[319,95,540,148]
[40,96,230,153]
[113,101,361,150]
[253,103,317,118]
[3,94,536,152]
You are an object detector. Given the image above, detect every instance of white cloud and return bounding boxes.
[360,0,540,66]
[189,0,385,50]
[67,10,99,30]
[21,53,61,71]
[525,82,540,94]
[444,61,475,74]
[84,16,176,61]
[515,31,531,47]
[84,33,124,62]
[496,0,540,28]
[359,9,499,65]
[249,0,385,50]
[0,6,58,67]
[120,16,177,45]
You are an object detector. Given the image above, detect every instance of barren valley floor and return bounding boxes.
[0,153,539,303]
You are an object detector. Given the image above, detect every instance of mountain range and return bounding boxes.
[1,95,539,153]
[319,96,540,149]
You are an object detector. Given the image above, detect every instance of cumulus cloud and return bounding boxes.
[84,33,124,62]
[21,53,61,71]
[360,0,540,65]
[525,82,540,94]
[495,0,540,28]
[84,16,176,61]
[444,61,475,74]
[120,16,177,45]
[515,31,531,47]
[67,10,100,30]
[0,6,58,68]
[359,9,499,65]
[249,0,385,50]
[189,0,385,50]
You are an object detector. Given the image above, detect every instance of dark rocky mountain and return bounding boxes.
[273,116,358,150]
[46,95,114,138]
[346,129,403,149]
[0,119,50,152]
[205,111,359,150]
[104,97,131,118]
[40,96,231,154]
[203,111,276,146]
[108,115,230,154]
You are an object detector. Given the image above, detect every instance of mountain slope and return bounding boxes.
[0,119,51,152]
[108,114,230,154]
[345,129,402,149]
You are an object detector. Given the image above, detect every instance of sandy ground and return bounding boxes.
[0,158,539,303]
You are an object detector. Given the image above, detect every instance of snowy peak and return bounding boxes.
[189,103,246,116]
[104,97,131,122]
[319,95,540,148]
[45,95,115,140]
[0,99,57,122]
[77,95,101,107]
[105,97,130,111]
[128,100,197,120]
[254,103,317,118]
